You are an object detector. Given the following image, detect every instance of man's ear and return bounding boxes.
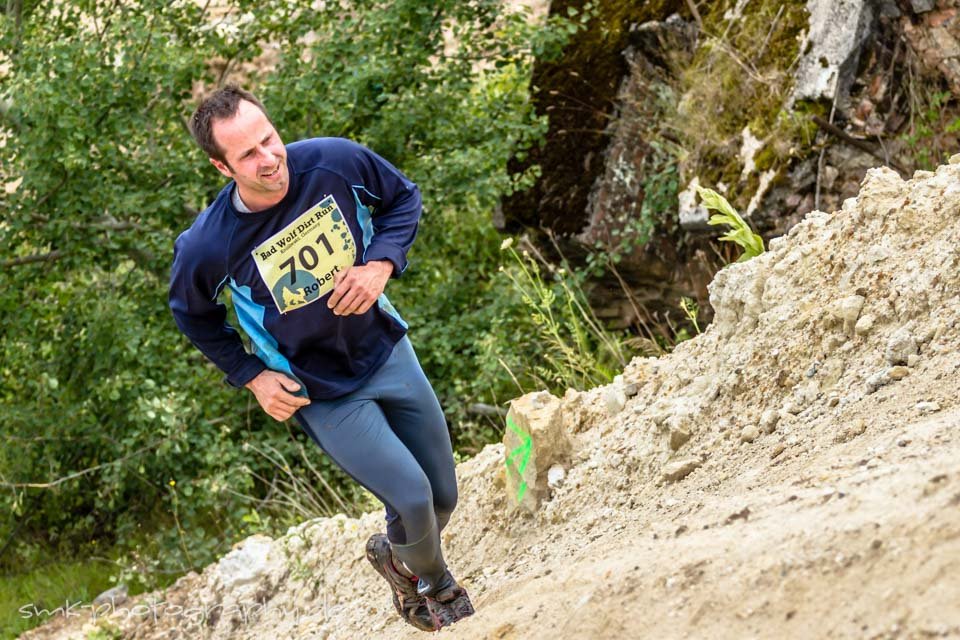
[210,157,233,179]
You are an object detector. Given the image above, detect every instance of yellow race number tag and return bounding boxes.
[250,195,356,314]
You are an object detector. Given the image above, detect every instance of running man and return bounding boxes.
[168,85,474,631]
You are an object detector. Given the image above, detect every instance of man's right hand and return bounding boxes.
[245,370,311,421]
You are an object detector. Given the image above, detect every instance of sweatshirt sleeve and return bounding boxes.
[342,139,422,277]
[168,229,266,388]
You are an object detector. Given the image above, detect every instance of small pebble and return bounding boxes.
[603,386,627,415]
[855,314,875,336]
[887,366,910,380]
[916,401,941,415]
[866,370,890,393]
[885,328,919,365]
[547,464,566,489]
[670,427,691,451]
[740,424,760,443]
[662,457,701,482]
[760,409,779,434]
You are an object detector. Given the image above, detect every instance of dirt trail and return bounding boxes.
[21,163,960,639]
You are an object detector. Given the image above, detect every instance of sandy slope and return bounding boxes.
[21,163,960,639]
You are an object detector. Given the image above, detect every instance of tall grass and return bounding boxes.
[499,236,635,392]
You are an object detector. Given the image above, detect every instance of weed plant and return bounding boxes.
[498,237,634,392]
[698,186,765,262]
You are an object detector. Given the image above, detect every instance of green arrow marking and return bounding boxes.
[504,416,532,503]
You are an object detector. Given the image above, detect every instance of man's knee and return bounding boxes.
[434,483,458,526]
[393,485,436,535]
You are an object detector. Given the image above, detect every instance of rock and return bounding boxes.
[547,464,566,489]
[740,424,761,443]
[678,177,711,231]
[911,0,935,12]
[916,401,941,415]
[614,373,639,397]
[670,426,691,451]
[603,385,628,416]
[93,584,128,607]
[791,0,876,104]
[885,327,919,365]
[824,333,847,352]
[879,1,901,18]
[662,457,701,483]
[866,370,891,393]
[951,153,960,165]
[907,354,921,368]
[504,392,574,513]
[821,164,840,190]
[855,313,875,336]
[217,535,276,590]
[887,366,910,380]
[829,295,866,333]
[834,419,867,443]
[760,409,780,434]
[784,399,804,415]
[771,443,787,459]
[561,388,589,433]
[746,169,778,218]
[739,126,764,182]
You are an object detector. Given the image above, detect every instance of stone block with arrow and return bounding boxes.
[503,391,573,514]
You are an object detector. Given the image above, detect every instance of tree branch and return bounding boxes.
[2,250,65,268]
[812,115,909,176]
[0,440,170,489]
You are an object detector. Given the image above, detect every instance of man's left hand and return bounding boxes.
[327,260,393,316]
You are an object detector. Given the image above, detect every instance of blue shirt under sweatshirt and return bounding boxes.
[169,137,420,399]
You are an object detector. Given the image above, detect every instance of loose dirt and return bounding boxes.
[21,163,960,639]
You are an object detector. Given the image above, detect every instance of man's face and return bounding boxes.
[209,99,289,208]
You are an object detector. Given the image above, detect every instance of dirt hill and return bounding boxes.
[22,162,960,639]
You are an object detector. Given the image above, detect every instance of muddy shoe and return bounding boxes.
[424,572,475,630]
[365,533,436,632]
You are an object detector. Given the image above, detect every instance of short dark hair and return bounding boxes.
[189,85,272,164]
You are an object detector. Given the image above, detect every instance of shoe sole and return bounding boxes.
[365,534,437,632]
[426,588,476,629]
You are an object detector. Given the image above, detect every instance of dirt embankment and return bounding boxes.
[22,162,960,639]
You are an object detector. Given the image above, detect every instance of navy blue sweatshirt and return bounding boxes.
[169,137,420,399]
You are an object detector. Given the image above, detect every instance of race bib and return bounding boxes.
[250,195,356,314]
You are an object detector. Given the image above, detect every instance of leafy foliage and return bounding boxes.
[697,186,765,262]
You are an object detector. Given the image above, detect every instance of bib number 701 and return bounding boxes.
[278,232,335,285]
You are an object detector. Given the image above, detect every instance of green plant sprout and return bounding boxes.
[680,297,701,335]
[696,186,765,262]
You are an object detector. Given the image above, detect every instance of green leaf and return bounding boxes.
[698,187,765,262]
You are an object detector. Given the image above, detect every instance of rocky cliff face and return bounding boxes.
[502,0,960,332]
[21,152,960,640]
